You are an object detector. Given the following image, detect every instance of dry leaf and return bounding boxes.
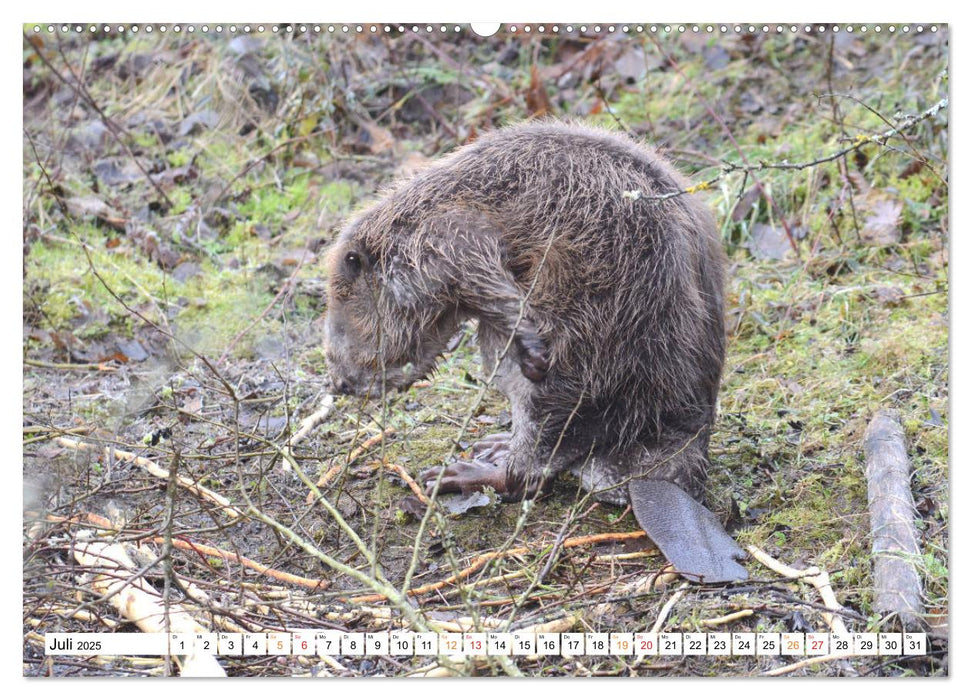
[747,223,794,260]
[862,197,903,245]
[360,121,395,154]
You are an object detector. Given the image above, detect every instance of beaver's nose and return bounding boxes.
[334,377,353,395]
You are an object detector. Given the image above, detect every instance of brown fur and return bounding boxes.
[324,122,726,505]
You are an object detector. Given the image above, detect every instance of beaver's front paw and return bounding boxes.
[420,460,509,497]
[470,432,512,462]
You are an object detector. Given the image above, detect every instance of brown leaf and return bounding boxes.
[871,286,905,306]
[732,186,763,222]
[899,160,925,179]
[181,394,203,414]
[861,197,903,245]
[360,121,395,154]
[747,223,794,261]
[64,196,127,231]
[98,351,130,364]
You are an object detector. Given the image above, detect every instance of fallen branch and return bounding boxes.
[863,410,925,630]
[746,545,849,636]
[27,510,329,590]
[72,536,225,677]
[306,426,396,502]
[349,530,654,604]
[55,437,243,519]
[280,395,335,470]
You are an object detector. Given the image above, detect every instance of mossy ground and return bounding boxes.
[23,26,947,677]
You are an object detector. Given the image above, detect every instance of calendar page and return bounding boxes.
[22,4,948,681]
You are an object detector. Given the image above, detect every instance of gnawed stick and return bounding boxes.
[280,395,335,470]
[649,583,689,634]
[348,530,653,604]
[700,609,755,628]
[72,536,225,677]
[55,438,243,520]
[764,651,856,676]
[747,545,849,636]
[863,410,925,630]
[384,462,430,504]
[306,427,397,503]
[28,510,329,590]
[165,538,330,590]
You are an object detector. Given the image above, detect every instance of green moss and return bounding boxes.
[167,148,192,168]
[26,232,178,332]
[174,273,276,358]
[168,187,192,215]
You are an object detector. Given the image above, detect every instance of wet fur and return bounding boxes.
[325,122,726,504]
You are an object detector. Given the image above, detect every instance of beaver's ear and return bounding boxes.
[382,254,420,307]
[514,325,550,382]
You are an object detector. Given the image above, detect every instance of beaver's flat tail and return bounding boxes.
[629,479,748,583]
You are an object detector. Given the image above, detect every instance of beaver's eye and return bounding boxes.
[345,251,362,277]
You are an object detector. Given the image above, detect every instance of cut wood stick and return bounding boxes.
[164,538,330,591]
[307,463,344,503]
[345,427,395,464]
[307,427,396,502]
[519,614,579,635]
[23,424,93,435]
[763,652,856,676]
[747,545,849,636]
[55,438,243,519]
[649,583,689,634]
[280,395,335,470]
[863,410,925,630]
[24,358,117,371]
[348,530,654,604]
[72,537,225,677]
[700,609,755,627]
[29,511,329,590]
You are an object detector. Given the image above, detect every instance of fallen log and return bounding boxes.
[863,410,925,630]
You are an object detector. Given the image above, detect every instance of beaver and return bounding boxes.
[324,122,747,583]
